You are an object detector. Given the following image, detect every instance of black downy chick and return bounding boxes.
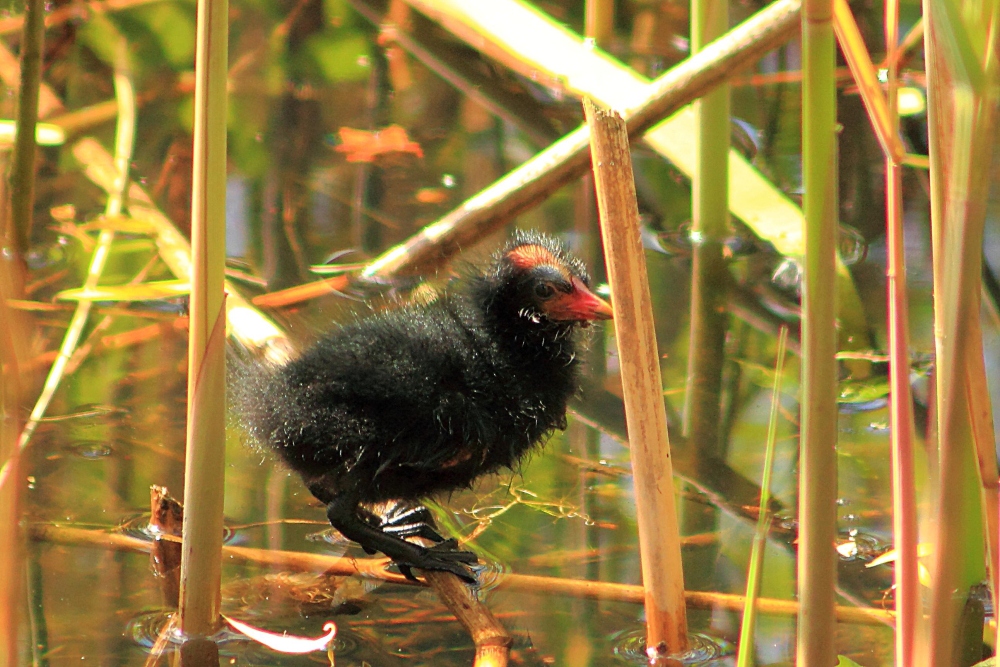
[235,230,613,582]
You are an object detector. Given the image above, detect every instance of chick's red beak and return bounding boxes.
[546,277,614,322]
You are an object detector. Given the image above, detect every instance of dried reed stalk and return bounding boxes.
[584,97,688,662]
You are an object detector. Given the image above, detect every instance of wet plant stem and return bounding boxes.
[6,0,45,255]
[419,570,511,667]
[797,0,839,663]
[585,97,689,663]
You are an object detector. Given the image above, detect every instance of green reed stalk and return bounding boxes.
[682,0,729,462]
[923,0,999,663]
[882,1,920,663]
[736,326,788,667]
[178,0,228,642]
[797,0,838,663]
[6,0,44,255]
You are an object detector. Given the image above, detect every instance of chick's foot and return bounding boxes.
[326,497,479,585]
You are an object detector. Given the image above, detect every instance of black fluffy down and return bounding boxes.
[232,230,592,507]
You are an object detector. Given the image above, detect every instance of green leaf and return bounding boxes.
[836,657,864,667]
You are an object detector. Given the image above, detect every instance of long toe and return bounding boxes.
[399,543,480,584]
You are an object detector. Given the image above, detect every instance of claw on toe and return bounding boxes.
[393,543,480,584]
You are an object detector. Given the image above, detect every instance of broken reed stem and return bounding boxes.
[798,0,839,663]
[149,486,184,606]
[420,570,512,667]
[178,0,229,639]
[584,97,688,662]
[6,0,45,255]
[30,524,897,626]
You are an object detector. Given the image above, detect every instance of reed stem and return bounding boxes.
[797,0,839,662]
[585,97,689,662]
[178,0,229,640]
[6,0,45,255]
[882,0,920,662]
[683,0,730,461]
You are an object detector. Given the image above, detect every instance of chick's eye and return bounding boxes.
[534,283,555,299]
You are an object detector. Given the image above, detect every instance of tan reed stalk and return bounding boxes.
[584,97,689,663]
[797,0,839,663]
[834,0,923,660]
[178,0,229,642]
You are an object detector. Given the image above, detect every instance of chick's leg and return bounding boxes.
[378,503,451,544]
[324,494,479,584]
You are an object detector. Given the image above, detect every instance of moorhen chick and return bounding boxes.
[234,230,612,582]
